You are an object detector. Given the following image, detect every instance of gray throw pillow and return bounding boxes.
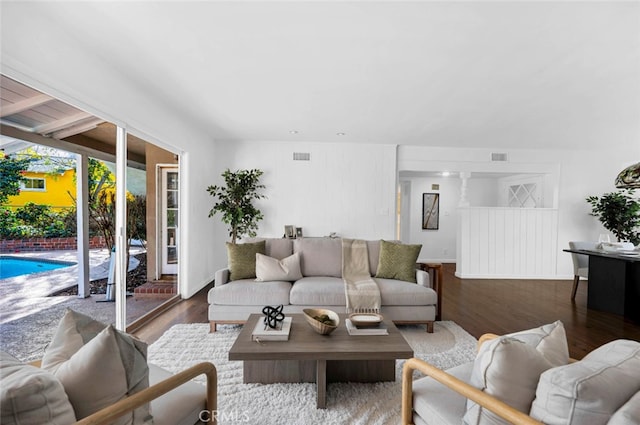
[375,240,422,283]
[226,240,266,281]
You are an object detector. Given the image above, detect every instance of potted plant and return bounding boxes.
[207,169,266,244]
[586,189,640,246]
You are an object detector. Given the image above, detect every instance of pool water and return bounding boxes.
[0,256,77,279]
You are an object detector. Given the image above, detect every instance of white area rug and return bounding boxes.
[148,321,477,425]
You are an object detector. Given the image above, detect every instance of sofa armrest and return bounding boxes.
[401,357,543,425]
[416,262,443,321]
[214,268,230,286]
[75,362,217,425]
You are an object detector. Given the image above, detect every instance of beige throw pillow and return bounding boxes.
[41,310,152,425]
[1,351,76,425]
[255,252,303,281]
[226,240,266,281]
[530,339,640,425]
[375,240,422,283]
[464,320,569,425]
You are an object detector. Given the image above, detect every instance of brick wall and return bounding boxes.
[0,236,107,253]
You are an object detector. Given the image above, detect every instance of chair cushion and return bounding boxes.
[464,321,569,425]
[227,240,266,280]
[294,238,342,277]
[148,364,206,425]
[530,339,640,425]
[608,391,640,425]
[413,362,473,425]
[375,240,422,283]
[255,252,302,282]
[208,279,292,306]
[0,351,76,425]
[289,277,345,305]
[41,309,151,425]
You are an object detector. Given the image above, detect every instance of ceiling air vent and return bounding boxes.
[491,152,508,162]
[293,152,310,161]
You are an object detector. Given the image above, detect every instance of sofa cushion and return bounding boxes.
[530,339,640,425]
[246,238,293,260]
[227,240,266,280]
[294,238,342,277]
[209,279,292,305]
[464,321,569,425]
[376,278,437,306]
[0,351,76,425]
[255,252,303,282]
[289,277,346,306]
[41,309,151,425]
[413,361,473,425]
[608,390,640,425]
[375,240,422,283]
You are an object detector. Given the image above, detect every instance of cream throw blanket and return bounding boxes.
[342,238,381,314]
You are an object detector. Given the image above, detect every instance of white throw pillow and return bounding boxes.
[41,309,152,425]
[463,321,569,425]
[530,339,640,425]
[255,252,303,281]
[0,351,76,425]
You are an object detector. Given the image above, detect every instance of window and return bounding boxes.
[21,178,46,191]
[508,183,538,208]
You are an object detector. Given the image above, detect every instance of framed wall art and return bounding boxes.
[422,193,440,230]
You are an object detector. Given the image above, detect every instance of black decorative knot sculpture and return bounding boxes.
[262,304,285,329]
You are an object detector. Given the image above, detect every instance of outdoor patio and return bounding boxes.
[0,248,166,362]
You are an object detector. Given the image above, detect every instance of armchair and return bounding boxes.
[402,330,640,425]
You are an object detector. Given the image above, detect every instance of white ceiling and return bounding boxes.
[2,1,639,151]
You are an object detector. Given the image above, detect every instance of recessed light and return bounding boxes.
[442,171,451,177]
[336,132,346,136]
[289,130,299,134]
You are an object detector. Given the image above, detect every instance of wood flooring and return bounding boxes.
[133,264,640,360]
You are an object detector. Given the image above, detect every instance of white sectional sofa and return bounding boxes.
[208,237,442,333]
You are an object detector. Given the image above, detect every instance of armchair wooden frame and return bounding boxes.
[401,333,543,425]
[31,360,218,425]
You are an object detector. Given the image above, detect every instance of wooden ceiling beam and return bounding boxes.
[0,93,54,117]
[35,111,95,134]
[0,125,146,170]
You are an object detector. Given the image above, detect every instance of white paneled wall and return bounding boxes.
[456,207,558,278]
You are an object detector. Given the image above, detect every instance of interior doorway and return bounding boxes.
[158,165,179,276]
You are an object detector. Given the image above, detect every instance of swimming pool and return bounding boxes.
[0,256,77,279]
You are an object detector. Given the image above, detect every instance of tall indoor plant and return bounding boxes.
[207,168,266,244]
[586,189,640,246]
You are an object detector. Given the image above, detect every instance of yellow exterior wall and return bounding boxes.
[5,169,76,211]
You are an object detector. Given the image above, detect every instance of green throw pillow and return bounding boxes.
[375,240,422,283]
[226,240,266,281]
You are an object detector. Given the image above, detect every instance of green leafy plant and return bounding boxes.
[586,189,640,246]
[207,169,266,244]
[0,154,34,205]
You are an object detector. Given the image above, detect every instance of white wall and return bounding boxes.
[210,141,398,271]
[1,14,219,298]
[398,145,639,278]
[400,175,499,262]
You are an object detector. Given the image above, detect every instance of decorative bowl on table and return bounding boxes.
[348,313,383,327]
[303,308,339,335]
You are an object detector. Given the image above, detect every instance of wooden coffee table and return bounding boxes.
[228,313,413,408]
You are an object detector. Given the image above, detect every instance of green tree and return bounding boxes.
[0,153,33,205]
[207,169,266,243]
[586,189,640,245]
